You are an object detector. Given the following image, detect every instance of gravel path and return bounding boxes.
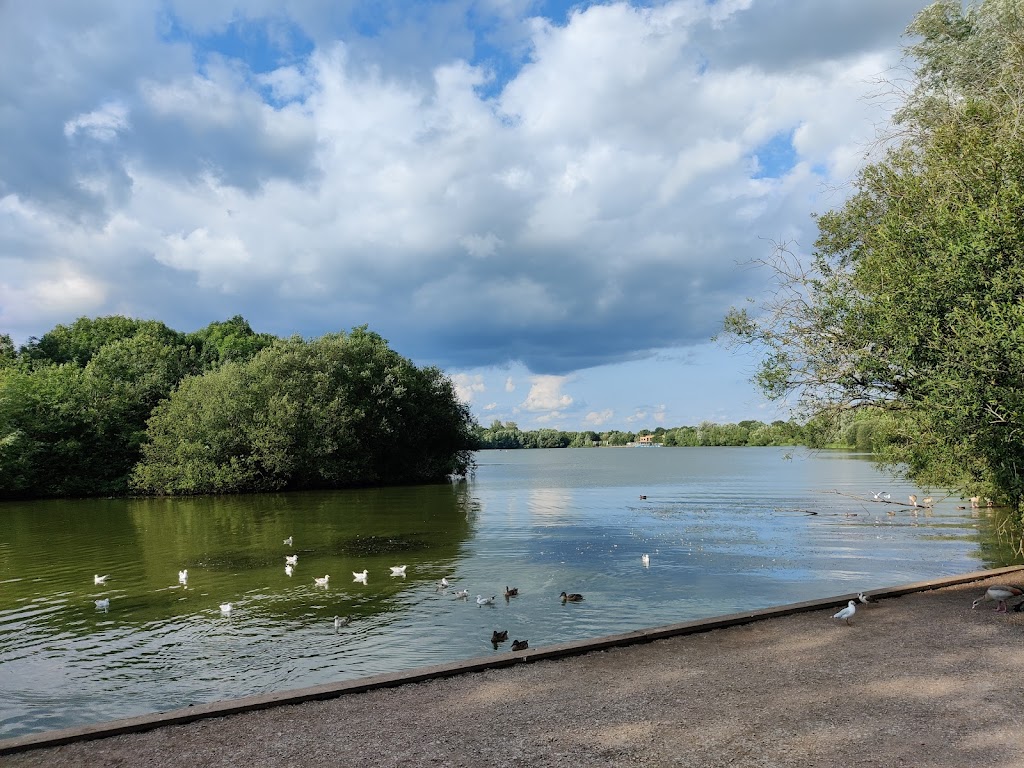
[4,574,1024,768]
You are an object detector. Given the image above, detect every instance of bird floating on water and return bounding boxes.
[972,585,1024,613]
[94,598,110,611]
[353,570,368,584]
[440,577,451,588]
[476,594,496,605]
[285,564,294,577]
[832,600,856,625]
[909,494,918,507]
[453,589,469,599]
[389,565,408,577]
[560,592,584,602]
[504,586,519,598]
[491,630,508,643]
[511,639,529,651]
[94,574,109,585]
[285,555,298,566]
[220,603,232,615]
[178,569,188,585]
[283,536,293,546]
[314,575,330,587]
[334,615,351,632]
[641,553,650,567]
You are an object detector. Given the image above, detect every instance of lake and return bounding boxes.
[0,447,1018,739]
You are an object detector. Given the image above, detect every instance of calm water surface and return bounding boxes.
[0,447,1018,738]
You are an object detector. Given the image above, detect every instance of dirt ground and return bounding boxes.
[4,574,1023,768]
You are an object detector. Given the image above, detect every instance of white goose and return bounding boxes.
[94,574,110,585]
[832,600,856,625]
[972,585,1024,613]
[178,569,188,585]
[285,555,298,566]
[94,598,110,611]
[314,575,330,587]
[352,570,368,584]
[476,594,496,606]
[389,565,408,577]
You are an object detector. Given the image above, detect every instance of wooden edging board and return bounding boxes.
[2,563,1022,756]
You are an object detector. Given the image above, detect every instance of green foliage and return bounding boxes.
[720,0,1024,514]
[132,327,477,495]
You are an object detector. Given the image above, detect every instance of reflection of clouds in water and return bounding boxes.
[527,487,575,521]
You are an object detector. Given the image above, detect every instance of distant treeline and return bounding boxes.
[0,316,476,499]
[475,410,903,452]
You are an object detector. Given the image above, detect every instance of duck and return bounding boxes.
[285,554,298,566]
[389,565,408,577]
[178,569,188,585]
[560,592,584,602]
[283,536,293,546]
[334,615,351,632]
[220,603,232,615]
[314,575,330,587]
[832,600,856,625]
[504,586,519,598]
[453,589,469,599]
[972,585,1024,613]
[641,553,650,567]
[94,598,110,611]
[476,594,496,606]
[352,570,368,584]
[511,639,529,651]
[94,574,110,585]
[491,630,508,643]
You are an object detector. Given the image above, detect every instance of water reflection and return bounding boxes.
[0,447,1019,739]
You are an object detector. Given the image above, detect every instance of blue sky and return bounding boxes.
[0,0,926,431]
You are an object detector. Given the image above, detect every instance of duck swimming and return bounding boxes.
[504,586,519,598]
[511,639,529,651]
[560,592,584,602]
[491,630,508,643]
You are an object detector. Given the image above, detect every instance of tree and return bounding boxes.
[720,0,1024,513]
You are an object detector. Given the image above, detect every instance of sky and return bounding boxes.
[0,0,928,432]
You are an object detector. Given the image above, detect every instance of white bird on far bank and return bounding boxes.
[476,594,496,606]
[832,600,857,625]
[94,574,109,585]
[353,570,368,584]
[94,598,110,611]
[389,565,408,577]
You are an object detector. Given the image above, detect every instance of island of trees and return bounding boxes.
[0,316,476,498]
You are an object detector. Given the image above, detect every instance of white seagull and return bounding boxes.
[453,589,469,599]
[94,598,110,611]
[641,553,650,567]
[972,585,1024,613]
[285,564,294,577]
[178,569,188,585]
[476,594,496,606]
[832,600,857,625]
[352,570,368,584]
[220,603,232,615]
[94,574,110,585]
[283,536,293,546]
[857,592,874,604]
[334,615,351,632]
[314,575,330,587]
[389,565,408,577]
[285,555,298,566]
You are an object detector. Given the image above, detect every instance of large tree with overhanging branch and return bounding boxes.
[720,0,1024,514]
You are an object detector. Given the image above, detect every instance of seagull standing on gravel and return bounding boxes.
[832,600,857,625]
[857,592,874,604]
